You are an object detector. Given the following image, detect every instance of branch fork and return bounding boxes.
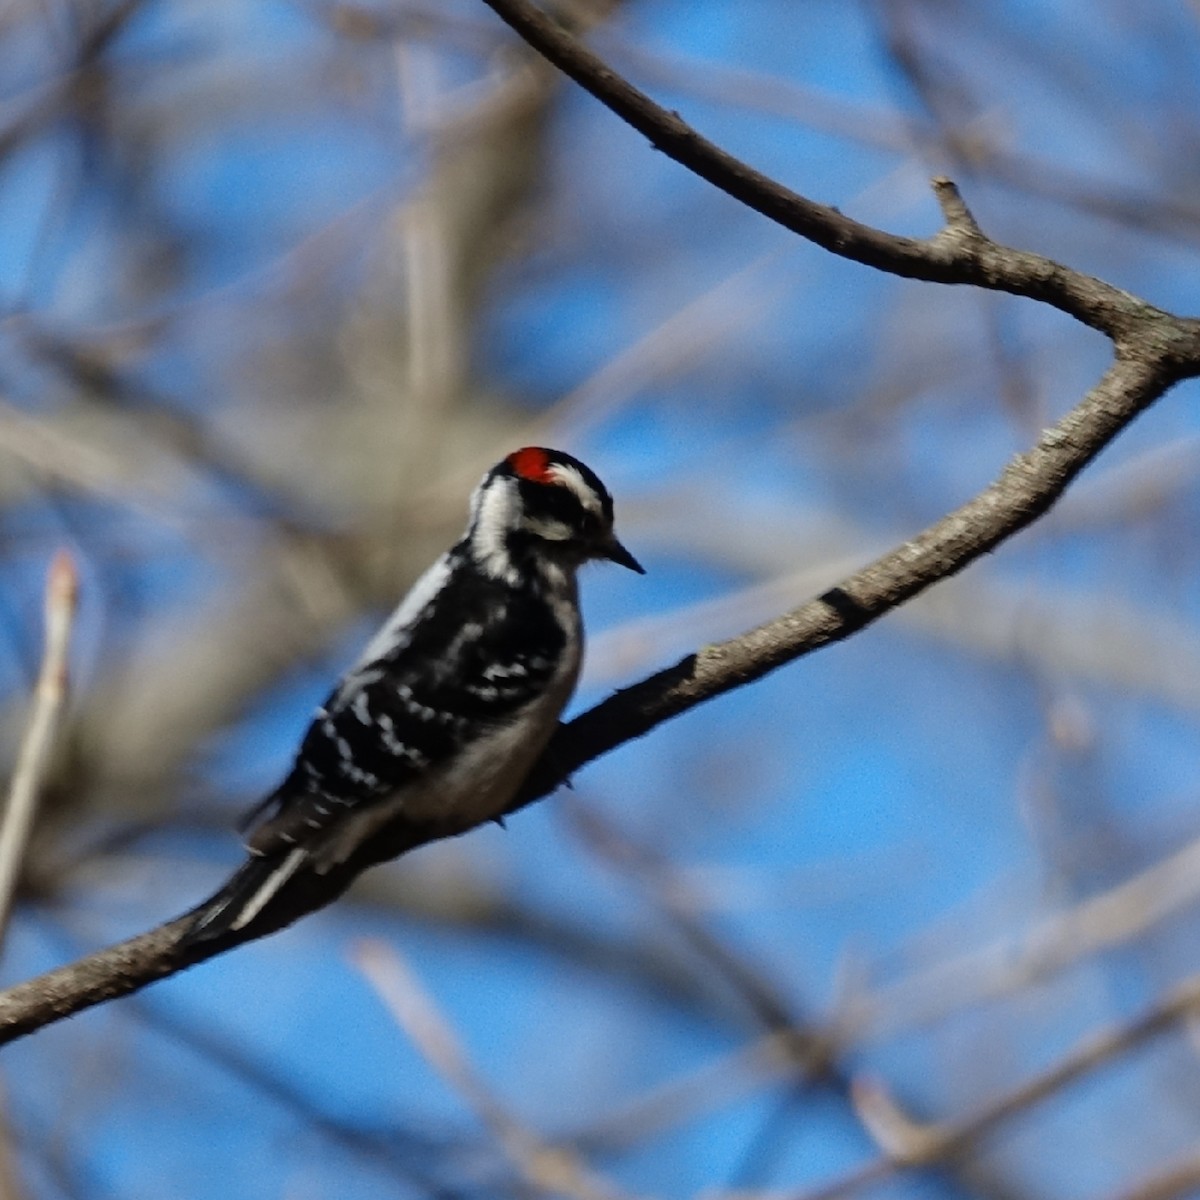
[930,175,984,245]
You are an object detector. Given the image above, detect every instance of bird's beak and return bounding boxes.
[601,536,645,574]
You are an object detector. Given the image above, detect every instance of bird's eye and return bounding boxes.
[578,510,601,536]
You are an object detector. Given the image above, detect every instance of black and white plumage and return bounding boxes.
[186,447,643,942]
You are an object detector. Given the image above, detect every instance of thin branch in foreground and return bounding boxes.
[0,551,79,950]
[353,939,639,1200]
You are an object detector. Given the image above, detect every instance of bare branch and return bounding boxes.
[514,356,1179,800]
[477,0,1199,348]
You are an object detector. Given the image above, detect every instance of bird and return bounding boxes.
[184,447,643,943]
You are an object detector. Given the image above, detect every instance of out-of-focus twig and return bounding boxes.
[1101,1148,1200,1200]
[564,806,1003,1198]
[526,251,786,449]
[563,1030,802,1155]
[567,801,822,1045]
[846,827,1200,1041]
[777,975,1200,1200]
[0,551,79,949]
[0,1077,23,1200]
[412,249,788,524]
[607,34,1200,248]
[562,805,978,1192]
[353,938,640,1200]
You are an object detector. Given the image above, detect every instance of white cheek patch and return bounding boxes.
[523,516,574,542]
[470,475,522,581]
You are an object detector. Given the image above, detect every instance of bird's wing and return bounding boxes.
[243,559,570,856]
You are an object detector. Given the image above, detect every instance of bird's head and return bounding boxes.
[469,446,644,581]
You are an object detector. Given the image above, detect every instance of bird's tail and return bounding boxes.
[182,848,308,946]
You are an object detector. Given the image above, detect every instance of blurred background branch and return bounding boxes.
[0,553,77,949]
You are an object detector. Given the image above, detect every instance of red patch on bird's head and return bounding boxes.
[506,446,553,483]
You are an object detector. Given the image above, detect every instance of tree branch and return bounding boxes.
[477,0,1200,352]
[516,354,1183,798]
